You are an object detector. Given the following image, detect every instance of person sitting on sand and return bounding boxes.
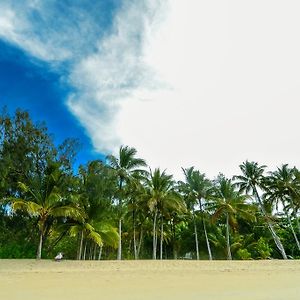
[54,252,63,261]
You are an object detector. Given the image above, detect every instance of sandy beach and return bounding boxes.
[0,259,299,300]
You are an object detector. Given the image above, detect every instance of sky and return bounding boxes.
[1,0,300,179]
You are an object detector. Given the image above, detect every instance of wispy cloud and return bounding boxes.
[1,0,300,178]
[0,0,111,62]
[67,1,167,151]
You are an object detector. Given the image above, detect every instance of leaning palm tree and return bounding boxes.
[264,165,300,252]
[210,175,254,260]
[107,145,147,260]
[234,161,288,259]
[11,162,84,259]
[181,167,213,260]
[69,221,119,260]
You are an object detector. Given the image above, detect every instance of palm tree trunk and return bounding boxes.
[93,244,97,260]
[289,200,300,235]
[284,206,300,252]
[36,231,43,259]
[117,218,122,260]
[117,178,124,260]
[192,208,199,260]
[98,246,103,260]
[153,210,158,259]
[137,228,143,259]
[160,216,164,260]
[198,198,213,260]
[293,210,300,235]
[172,221,178,259]
[78,231,84,260]
[254,188,288,259]
[89,245,93,260]
[83,240,87,260]
[203,219,213,260]
[226,213,232,260]
[133,211,137,260]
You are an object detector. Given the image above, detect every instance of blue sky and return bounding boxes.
[0,0,120,167]
[1,1,300,178]
[0,39,99,166]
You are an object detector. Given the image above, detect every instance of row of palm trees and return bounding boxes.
[7,145,300,260]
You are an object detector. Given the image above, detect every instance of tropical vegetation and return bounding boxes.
[1,108,300,260]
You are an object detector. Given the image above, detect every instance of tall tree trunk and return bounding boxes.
[284,205,300,252]
[288,198,300,235]
[137,228,143,259]
[155,221,158,258]
[133,211,137,260]
[117,218,122,260]
[171,220,178,259]
[117,178,123,260]
[203,217,213,260]
[192,208,199,260]
[83,240,87,260]
[93,244,97,260]
[98,246,103,260]
[160,216,164,260]
[293,210,300,235]
[254,188,288,259]
[78,231,84,260]
[226,213,232,260]
[198,198,213,260]
[89,244,93,260]
[153,210,158,259]
[36,231,43,259]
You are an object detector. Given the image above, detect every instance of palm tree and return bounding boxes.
[210,175,254,260]
[126,176,148,259]
[107,145,147,260]
[11,162,84,259]
[143,168,185,259]
[264,165,300,252]
[75,160,119,260]
[178,179,200,259]
[234,161,288,259]
[181,167,213,260]
[69,221,118,260]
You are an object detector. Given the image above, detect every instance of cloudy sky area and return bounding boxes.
[0,0,300,179]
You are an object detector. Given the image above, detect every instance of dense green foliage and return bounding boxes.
[1,108,300,260]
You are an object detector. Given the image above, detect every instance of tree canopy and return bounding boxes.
[1,108,300,260]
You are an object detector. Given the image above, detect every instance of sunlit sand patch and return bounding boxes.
[0,260,299,300]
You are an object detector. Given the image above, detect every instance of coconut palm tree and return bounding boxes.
[75,160,119,259]
[178,179,200,259]
[125,175,148,259]
[11,162,84,259]
[107,145,147,260]
[181,167,213,260]
[264,165,300,252]
[234,161,288,259]
[143,168,185,259]
[68,221,118,260]
[210,175,254,260]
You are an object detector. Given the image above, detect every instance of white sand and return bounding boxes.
[0,259,299,300]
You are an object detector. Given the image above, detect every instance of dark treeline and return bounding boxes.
[1,108,300,260]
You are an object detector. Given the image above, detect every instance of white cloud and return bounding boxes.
[112,0,300,179]
[1,0,300,179]
[66,0,167,152]
[0,4,71,62]
[103,0,300,179]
